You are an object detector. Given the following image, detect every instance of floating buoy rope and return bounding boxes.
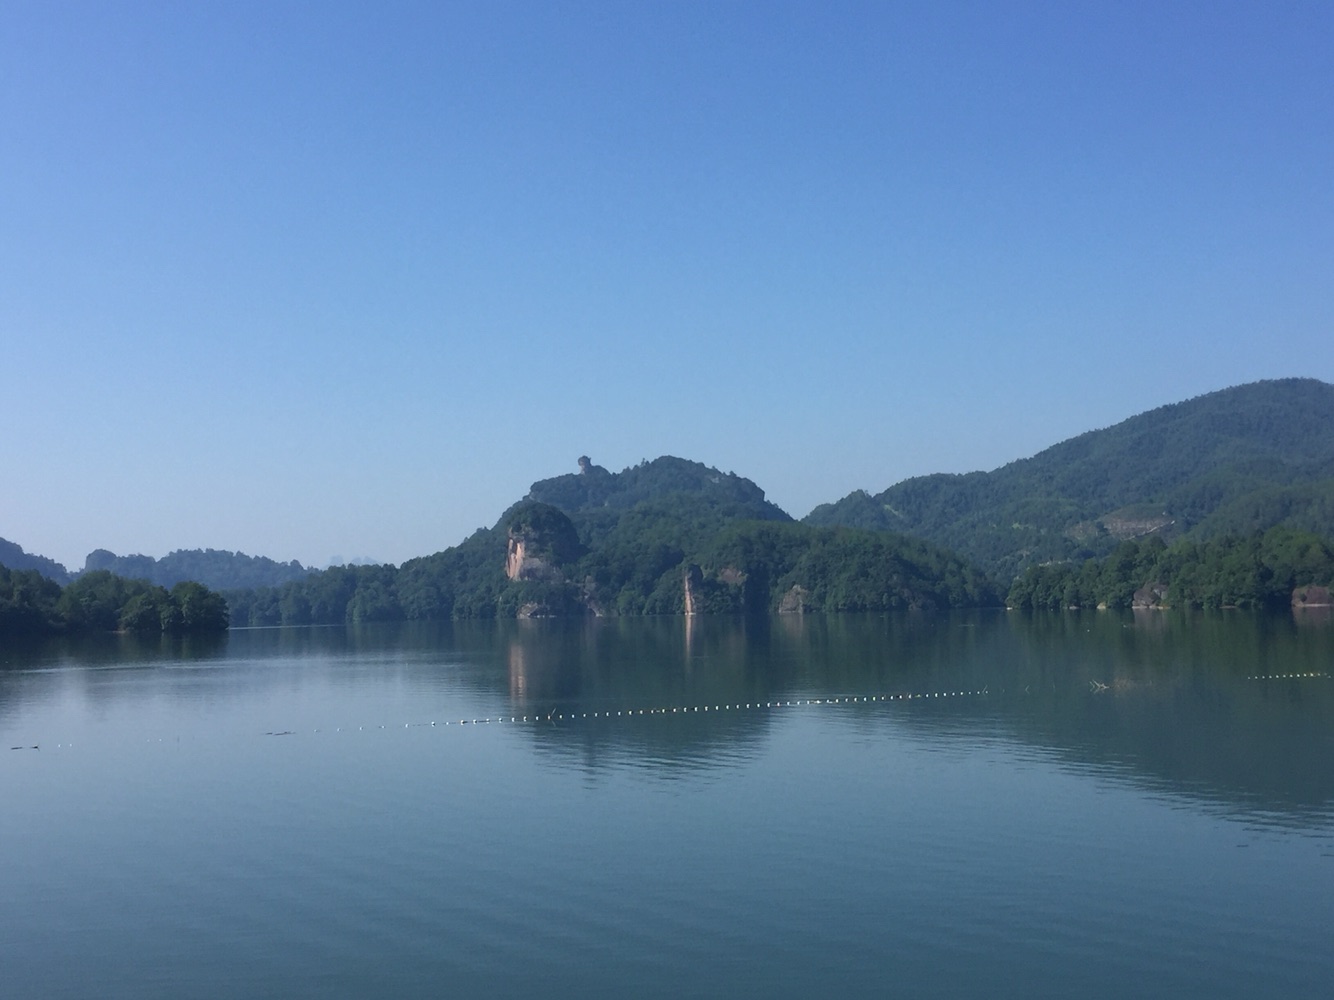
[8,687,998,751]
[1245,672,1328,681]
[240,688,997,737]
[14,674,1323,751]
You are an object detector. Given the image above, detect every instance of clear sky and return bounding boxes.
[4,0,1332,571]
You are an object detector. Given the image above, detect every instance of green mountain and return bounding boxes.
[526,455,791,540]
[227,455,999,625]
[805,378,1334,579]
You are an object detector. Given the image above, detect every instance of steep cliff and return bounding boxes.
[503,502,582,582]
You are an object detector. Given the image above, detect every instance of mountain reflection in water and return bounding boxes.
[3,611,1333,1000]
[4,610,1331,823]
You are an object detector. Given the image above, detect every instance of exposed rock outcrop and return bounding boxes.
[1099,513,1175,542]
[683,564,703,617]
[1132,582,1169,609]
[717,566,745,586]
[503,501,582,582]
[1292,585,1332,607]
[505,536,561,582]
[777,584,814,615]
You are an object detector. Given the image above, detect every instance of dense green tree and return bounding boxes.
[0,566,63,632]
[277,586,313,626]
[57,570,131,631]
[118,587,177,632]
[172,581,230,631]
[0,569,229,637]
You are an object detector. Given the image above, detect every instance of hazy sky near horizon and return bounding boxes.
[4,0,1333,570]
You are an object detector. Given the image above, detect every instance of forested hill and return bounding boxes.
[805,378,1334,579]
[225,456,1000,625]
[0,537,71,584]
[82,548,312,591]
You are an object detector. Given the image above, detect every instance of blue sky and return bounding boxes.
[4,0,1332,570]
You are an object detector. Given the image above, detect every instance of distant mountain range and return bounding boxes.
[5,379,1334,599]
[806,378,1334,578]
[0,543,312,592]
[81,548,313,591]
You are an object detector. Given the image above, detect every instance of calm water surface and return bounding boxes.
[3,611,1333,998]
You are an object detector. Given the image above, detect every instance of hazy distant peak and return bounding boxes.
[0,537,71,584]
[81,547,312,590]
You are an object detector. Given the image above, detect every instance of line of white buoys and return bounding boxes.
[1246,672,1327,681]
[9,688,997,751]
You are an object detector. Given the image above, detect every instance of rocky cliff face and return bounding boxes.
[1132,582,1169,609]
[682,563,752,615]
[504,535,560,582]
[1292,585,1332,607]
[683,564,703,616]
[777,584,813,614]
[502,501,582,582]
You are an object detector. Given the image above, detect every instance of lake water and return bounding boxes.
[3,610,1333,999]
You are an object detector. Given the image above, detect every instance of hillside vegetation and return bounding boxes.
[806,379,1334,578]
[1006,526,1334,611]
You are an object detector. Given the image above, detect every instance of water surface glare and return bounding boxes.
[3,612,1333,998]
